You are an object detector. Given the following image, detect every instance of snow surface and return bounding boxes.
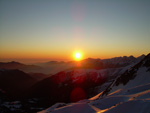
[38,103,97,113]
[38,83,150,113]
[103,99,150,113]
[108,66,150,94]
[39,103,66,113]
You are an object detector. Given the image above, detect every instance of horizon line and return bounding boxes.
[0,53,147,64]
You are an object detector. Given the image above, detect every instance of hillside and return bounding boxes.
[38,53,150,113]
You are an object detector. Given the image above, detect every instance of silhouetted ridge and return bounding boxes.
[0,69,37,98]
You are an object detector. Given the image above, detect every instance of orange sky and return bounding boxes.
[0,0,150,63]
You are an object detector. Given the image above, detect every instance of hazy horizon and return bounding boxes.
[0,53,147,64]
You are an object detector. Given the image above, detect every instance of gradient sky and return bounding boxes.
[0,0,150,63]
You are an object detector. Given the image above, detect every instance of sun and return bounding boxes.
[74,52,82,61]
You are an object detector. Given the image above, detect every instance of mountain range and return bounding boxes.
[0,54,149,113]
[0,54,145,74]
[38,53,150,113]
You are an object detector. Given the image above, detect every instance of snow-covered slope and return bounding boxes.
[38,83,150,113]
[101,53,150,96]
[38,53,150,113]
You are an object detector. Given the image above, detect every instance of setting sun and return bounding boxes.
[74,52,82,61]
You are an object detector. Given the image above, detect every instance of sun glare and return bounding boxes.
[74,52,82,61]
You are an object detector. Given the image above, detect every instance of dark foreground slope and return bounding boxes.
[28,69,107,108]
[0,69,37,98]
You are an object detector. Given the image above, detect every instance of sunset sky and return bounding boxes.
[0,0,150,63]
